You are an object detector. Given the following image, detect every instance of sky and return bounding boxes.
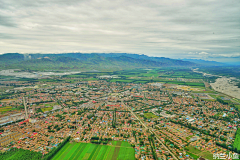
[0,0,240,62]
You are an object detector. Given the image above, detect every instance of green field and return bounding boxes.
[186,145,213,160]
[44,102,58,107]
[93,68,206,85]
[144,112,158,119]
[41,107,53,112]
[186,151,199,159]
[233,128,240,152]
[52,141,135,160]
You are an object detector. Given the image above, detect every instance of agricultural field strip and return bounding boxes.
[52,141,134,160]
[52,145,69,160]
[74,143,87,160]
[77,143,91,160]
[118,147,126,160]
[98,145,108,160]
[105,146,114,160]
[93,145,104,160]
[122,147,134,160]
[62,143,80,160]
[87,145,98,160]
[52,143,72,160]
[91,145,102,160]
[233,129,240,152]
[112,147,120,160]
[85,144,97,159]
[68,143,86,160]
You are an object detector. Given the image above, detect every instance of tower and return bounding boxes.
[23,97,28,120]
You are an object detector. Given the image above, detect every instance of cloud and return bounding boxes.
[0,0,239,62]
[209,53,240,58]
[199,52,209,55]
[0,15,16,27]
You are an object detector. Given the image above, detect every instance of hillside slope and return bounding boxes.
[0,53,198,71]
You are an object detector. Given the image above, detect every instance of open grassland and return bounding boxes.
[52,141,135,160]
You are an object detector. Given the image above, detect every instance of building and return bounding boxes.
[0,132,24,146]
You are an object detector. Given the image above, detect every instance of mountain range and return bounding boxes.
[0,53,224,71]
[179,58,226,66]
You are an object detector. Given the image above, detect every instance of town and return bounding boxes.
[0,75,240,160]
[1,0,240,159]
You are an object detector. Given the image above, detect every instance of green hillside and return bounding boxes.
[0,53,197,71]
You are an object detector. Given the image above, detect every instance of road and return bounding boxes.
[121,100,179,160]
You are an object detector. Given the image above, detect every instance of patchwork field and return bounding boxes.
[52,141,135,160]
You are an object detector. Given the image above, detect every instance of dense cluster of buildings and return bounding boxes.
[0,79,239,159]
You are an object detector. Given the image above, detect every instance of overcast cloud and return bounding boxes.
[0,0,239,61]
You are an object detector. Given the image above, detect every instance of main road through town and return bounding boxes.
[121,100,179,160]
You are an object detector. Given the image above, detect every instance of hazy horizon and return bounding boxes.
[1,52,239,63]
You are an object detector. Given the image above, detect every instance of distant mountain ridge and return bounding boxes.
[0,53,220,71]
[180,58,226,66]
